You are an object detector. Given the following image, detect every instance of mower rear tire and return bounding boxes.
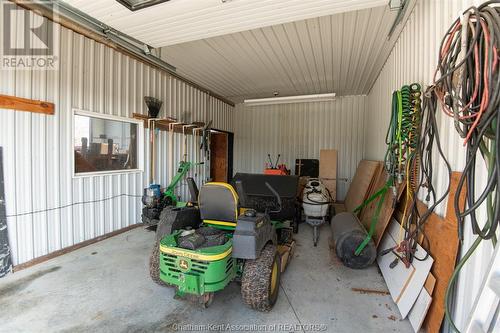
[149,239,169,287]
[241,244,281,311]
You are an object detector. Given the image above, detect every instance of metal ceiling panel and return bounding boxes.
[157,4,413,101]
[62,0,387,47]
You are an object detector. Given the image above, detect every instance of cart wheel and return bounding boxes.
[313,226,319,247]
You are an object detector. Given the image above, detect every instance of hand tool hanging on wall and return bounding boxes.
[144,96,162,118]
[192,126,204,180]
[168,119,182,182]
[182,124,196,162]
[145,96,163,184]
[143,97,163,221]
[430,2,500,330]
[200,120,212,182]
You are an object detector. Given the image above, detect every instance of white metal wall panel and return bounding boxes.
[0,5,233,266]
[209,97,234,133]
[365,0,493,330]
[234,96,367,200]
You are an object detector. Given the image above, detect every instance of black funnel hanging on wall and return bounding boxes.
[144,96,163,118]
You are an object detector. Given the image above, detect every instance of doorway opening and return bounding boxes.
[210,130,234,182]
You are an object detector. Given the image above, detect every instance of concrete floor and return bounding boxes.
[0,223,412,333]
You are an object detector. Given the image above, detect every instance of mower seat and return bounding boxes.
[199,182,239,228]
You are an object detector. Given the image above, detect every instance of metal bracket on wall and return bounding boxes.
[388,0,409,38]
[0,147,12,278]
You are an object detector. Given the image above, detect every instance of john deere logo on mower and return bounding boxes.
[178,259,190,271]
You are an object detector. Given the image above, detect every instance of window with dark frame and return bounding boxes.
[74,113,139,174]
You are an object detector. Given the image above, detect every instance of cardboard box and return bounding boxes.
[100,143,109,155]
[321,178,337,202]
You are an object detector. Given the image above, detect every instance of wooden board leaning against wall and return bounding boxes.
[393,172,465,332]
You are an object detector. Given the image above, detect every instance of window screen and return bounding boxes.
[74,113,139,174]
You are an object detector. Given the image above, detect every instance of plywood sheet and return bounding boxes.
[360,168,405,246]
[344,160,382,212]
[319,149,337,179]
[422,172,464,333]
[319,149,337,201]
[377,220,434,319]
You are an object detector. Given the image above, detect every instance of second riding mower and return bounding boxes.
[149,174,298,310]
[142,161,202,226]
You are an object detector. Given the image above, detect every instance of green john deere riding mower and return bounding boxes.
[149,175,298,310]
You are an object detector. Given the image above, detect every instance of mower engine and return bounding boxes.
[142,184,162,208]
[302,178,332,246]
[141,184,172,225]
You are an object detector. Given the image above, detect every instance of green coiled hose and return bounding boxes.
[356,83,422,255]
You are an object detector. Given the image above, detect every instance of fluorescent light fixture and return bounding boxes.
[244,93,336,106]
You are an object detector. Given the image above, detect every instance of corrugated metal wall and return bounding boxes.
[234,96,367,200]
[0,5,233,266]
[365,0,492,330]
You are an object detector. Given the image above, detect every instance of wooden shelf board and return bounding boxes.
[0,94,54,115]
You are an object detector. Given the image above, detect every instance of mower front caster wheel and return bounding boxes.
[201,292,214,308]
[241,244,281,311]
[149,240,170,287]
